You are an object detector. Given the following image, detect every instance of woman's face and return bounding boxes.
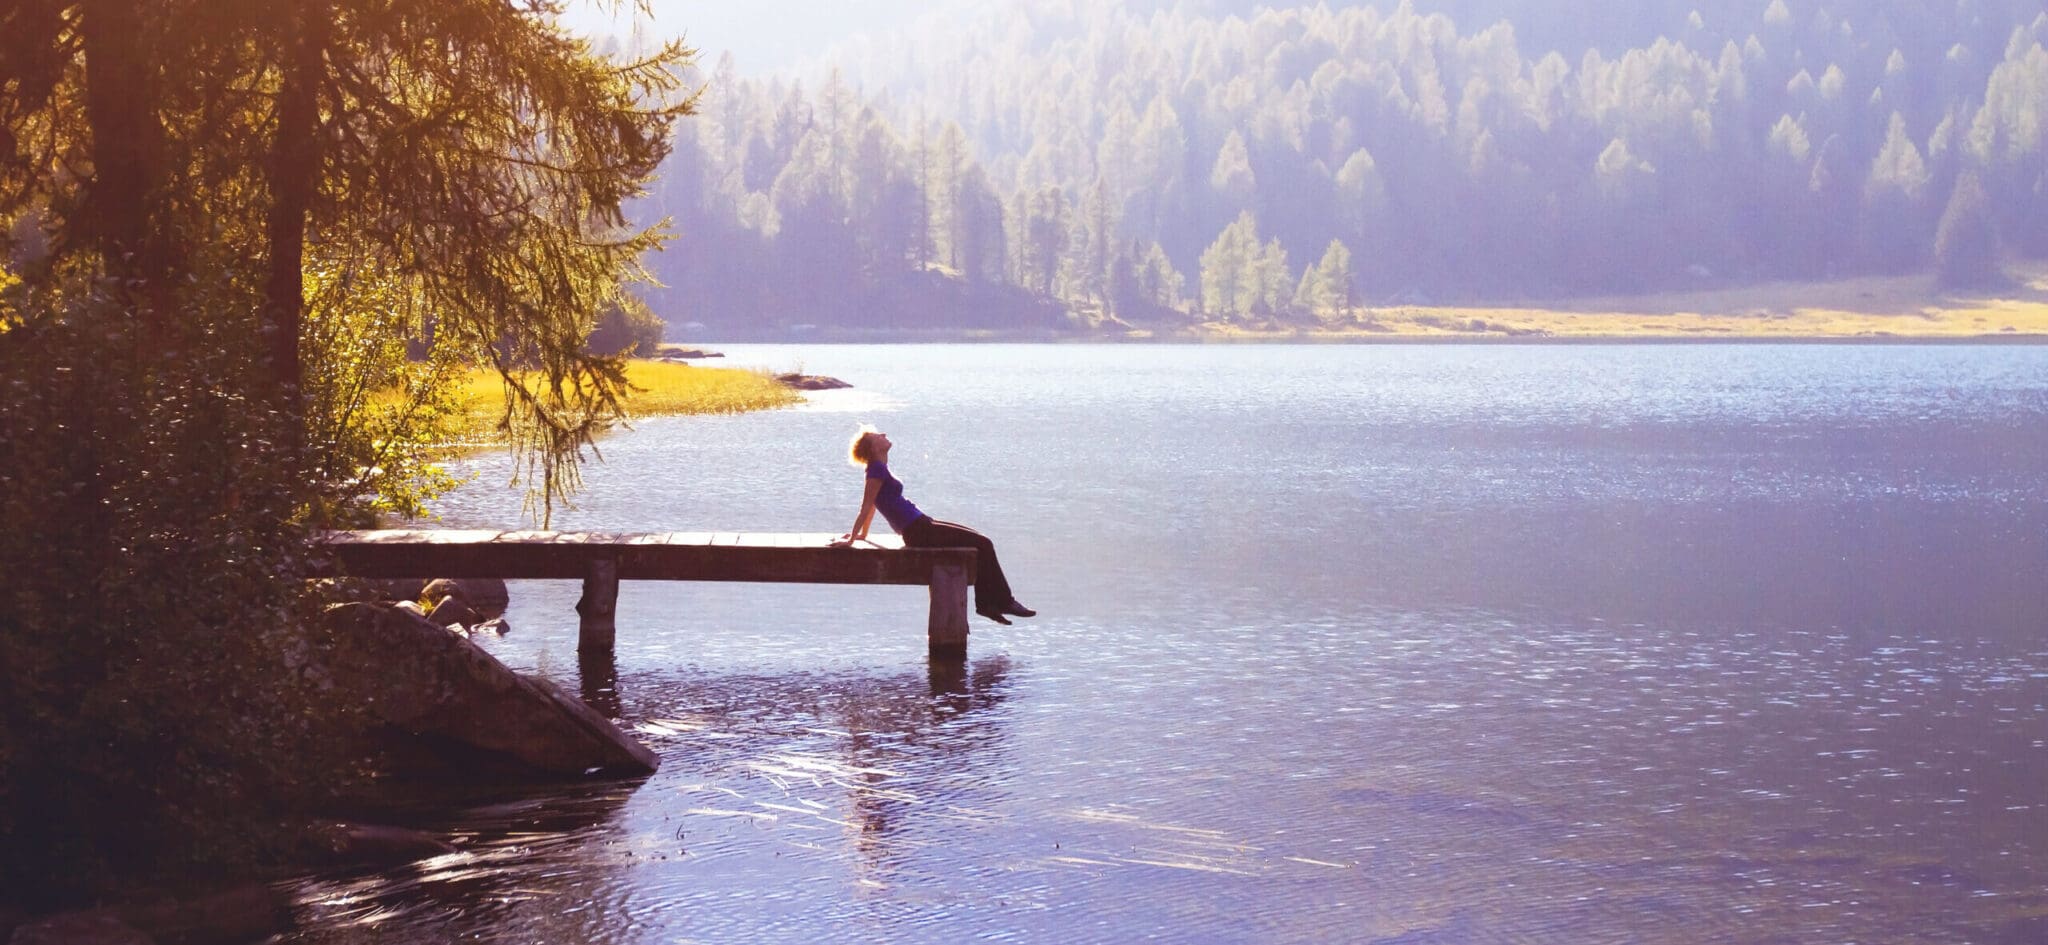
[869,432,892,459]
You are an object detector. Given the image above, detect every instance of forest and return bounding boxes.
[638,0,2048,332]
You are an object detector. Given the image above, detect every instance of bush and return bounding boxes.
[0,285,362,909]
[586,300,665,357]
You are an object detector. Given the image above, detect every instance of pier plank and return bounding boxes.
[316,530,979,657]
[318,531,973,587]
[319,528,983,655]
[318,531,978,656]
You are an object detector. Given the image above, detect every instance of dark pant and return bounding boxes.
[901,517,1014,613]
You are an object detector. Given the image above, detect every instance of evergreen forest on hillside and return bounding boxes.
[638,0,2048,332]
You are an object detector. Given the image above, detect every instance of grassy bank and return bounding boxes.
[1177,267,2048,341]
[431,359,798,445]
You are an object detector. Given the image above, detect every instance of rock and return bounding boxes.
[420,578,462,606]
[775,373,852,391]
[653,346,722,359]
[8,912,152,945]
[473,618,510,635]
[426,595,478,629]
[321,602,657,777]
[308,823,457,867]
[422,578,509,618]
[393,599,426,618]
[454,578,509,617]
[115,884,292,945]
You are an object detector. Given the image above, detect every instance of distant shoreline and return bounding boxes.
[688,328,2048,345]
[667,266,2048,344]
[680,268,2048,346]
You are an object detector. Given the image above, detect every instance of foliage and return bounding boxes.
[1295,240,1358,325]
[1,0,694,524]
[1935,171,2004,290]
[301,255,470,525]
[588,301,669,358]
[644,0,2048,331]
[0,287,364,907]
[1199,212,1293,321]
[0,0,692,906]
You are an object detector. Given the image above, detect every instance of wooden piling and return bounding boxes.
[927,563,970,660]
[576,556,619,652]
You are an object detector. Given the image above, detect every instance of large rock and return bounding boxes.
[425,595,478,629]
[320,602,657,778]
[421,578,510,618]
[775,372,852,391]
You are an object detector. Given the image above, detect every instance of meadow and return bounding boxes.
[430,359,799,445]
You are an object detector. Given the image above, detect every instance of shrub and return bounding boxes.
[587,301,666,357]
[0,286,362,909]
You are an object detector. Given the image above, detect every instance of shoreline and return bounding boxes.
[687,328,2048,345]
[680,268,2048,345]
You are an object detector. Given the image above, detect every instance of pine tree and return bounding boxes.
[1294,239,1356,324]
[1862,112,1932,271]
[1210,130,1257,206]
[1934,171,2002,289]
[1200,211,1261,320]
[1255,238,1293,318]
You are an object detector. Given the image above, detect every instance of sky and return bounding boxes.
[560,0,971,72]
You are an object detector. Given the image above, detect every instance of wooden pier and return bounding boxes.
[317,530,979,658]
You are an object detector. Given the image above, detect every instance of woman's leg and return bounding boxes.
[902,518,1014,613]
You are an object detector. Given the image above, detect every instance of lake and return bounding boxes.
[285,344,2048,944]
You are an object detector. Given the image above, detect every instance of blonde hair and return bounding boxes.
[848,424,881,466]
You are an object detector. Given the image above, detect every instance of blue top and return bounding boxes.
[866,461,927,533]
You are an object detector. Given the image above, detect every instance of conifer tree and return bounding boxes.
[1935,171,2002,289]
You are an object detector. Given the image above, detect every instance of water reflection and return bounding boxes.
[577,648,622,719]
[284,657,1015,944]
[291,779,642,940]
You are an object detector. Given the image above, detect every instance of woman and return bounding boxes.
[832,426,1035,625]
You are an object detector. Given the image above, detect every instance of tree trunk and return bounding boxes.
[264,0,326,452]
[78,0,167,302]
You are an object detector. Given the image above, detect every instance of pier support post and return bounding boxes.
[927,564,969,660]
[577,556,619,652]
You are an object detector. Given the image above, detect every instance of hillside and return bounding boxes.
[634,0,2048,335]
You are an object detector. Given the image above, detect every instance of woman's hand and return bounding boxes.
[829,533,857,549]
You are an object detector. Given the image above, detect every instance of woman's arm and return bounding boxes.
[837,478,883,545]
